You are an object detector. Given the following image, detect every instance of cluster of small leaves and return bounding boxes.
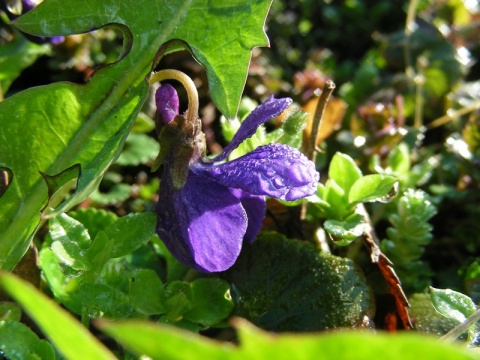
[310,152,397,245]
[40,209,233,330]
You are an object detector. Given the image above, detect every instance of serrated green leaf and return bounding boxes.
[348,174,398,206]
[328,152,363,193]
[115,133,159,166]
[103,212,156,258]
[0,272,115,360]
[90,184,133,205]
[13,0,271,118]
[40,165,80,208]
[68,208,117,240]
[0,320,55,360]
[184,278,234,326]
[0,0,273,271]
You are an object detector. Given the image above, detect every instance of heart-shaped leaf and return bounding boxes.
[223,232,374,332]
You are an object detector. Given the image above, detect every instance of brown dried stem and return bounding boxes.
[307,80,336,161]
[356,204,413,330]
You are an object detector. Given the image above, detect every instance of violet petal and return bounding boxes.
[213,97,292,162]
[230,189,266,243]
[155,171,247,272]
[155,84,179,124]
[193,143,319,201]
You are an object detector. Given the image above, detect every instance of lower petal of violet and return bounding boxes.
[155,170,248,272]
[230,189,266,243]
[193,143,319,201]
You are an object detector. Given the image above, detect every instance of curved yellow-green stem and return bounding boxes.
[149,69,199,125]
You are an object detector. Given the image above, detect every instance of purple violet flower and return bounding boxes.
[154,84,319,272]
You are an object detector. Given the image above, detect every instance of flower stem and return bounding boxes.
[404,0,418,88]
[307,80,336,161]
[427,100,480,129]
[149,69,199,126]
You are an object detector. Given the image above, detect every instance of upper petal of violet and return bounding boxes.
[155,84,179,124]
[212,97,292,162]
[192,143,319,201]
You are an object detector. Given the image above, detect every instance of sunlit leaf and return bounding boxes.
[97,319,233,360]
[348,174,398,206]
[328,152,363,194]
[49,213,92,270]
[430,287,476,324]
[0,272,115,360]
[98,317,477,360]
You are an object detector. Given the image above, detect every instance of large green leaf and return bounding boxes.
[97,319,234,360]
[223,232,374,332]
[0,0,272,270]
[97,317,478,360]
[0,30,50,95]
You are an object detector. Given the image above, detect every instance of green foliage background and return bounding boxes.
[1,0,480,359]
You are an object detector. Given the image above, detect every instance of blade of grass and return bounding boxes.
[0,272,115,360]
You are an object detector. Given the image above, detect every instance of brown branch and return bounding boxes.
[356,204,412,330]
[307,80,336,161]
